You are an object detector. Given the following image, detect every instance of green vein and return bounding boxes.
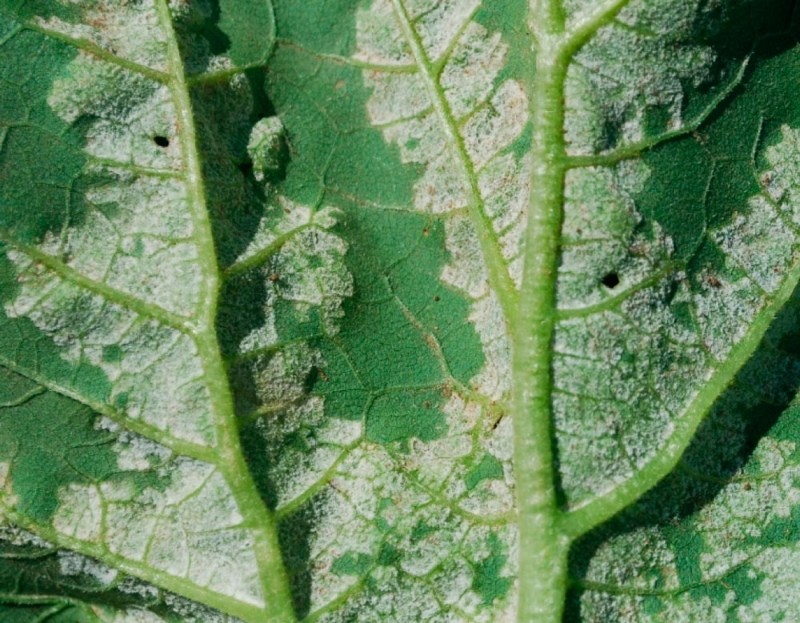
[559,254,800,538]
[388,0,519,326]
[1,234,195,335]
[224,223,313,279]
[10,18,170,84]
[153,2,296,621]
[0,358,216,463]
[512,6,572,620]
[0,506,268,623]
[0,385,45,409]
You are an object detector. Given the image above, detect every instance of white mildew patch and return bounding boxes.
[109,611,167,623]
[235,201,353,344]
[462,81,528,170]
[584,526,680,590]
[764,125,800,223]
[551,125,800,503]
[35,0,168,71]
[162,593,244,623]
[356,0,530,264]
[469,294,512,400]
[247,344,320,409]
[247,117,285,183]
[441,217,512,400]
[34,166,200,318]
[565,0,716,154]
[41,51,206,320]
[58,550,119,586]
[355,2,525,449]
[0,523,52,550]
[427,395,514,517]
[583,428,800,621]
[440,20,505,121]
[4,258,215,445]
[581,590,734,623]
[258,396,362,508]
[553,294,706,500]
[271,227,352,334]
[558,162,653,308]
[97,417,173,471]
[235,199,331,267]
[288,441,515,621]
[693,438,800,577]
[52,457,264,607]
[441,215,488,299]
[714,197,796,294]
[738,548,800,622]
[228,192,357,509]
[49,54,180,170]
[53,483,103,541]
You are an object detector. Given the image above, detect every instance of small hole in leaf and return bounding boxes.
[602,272,620,289]
[153,135,170,148]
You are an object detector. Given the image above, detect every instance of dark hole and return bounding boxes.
[601,272,620,289]
[238,160,253,174]
[433,295,441,302]
[153,135,170,148]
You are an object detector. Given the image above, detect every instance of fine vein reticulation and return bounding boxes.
[3,0,800,622]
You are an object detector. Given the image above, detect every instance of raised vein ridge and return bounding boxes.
[153,1,296,620]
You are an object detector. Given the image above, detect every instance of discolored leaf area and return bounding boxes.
[2,0,800,622]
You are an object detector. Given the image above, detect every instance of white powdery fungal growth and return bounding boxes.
[298,444,514,622]
[163,592,246,623]
[261,397,361,508]
[558,161,654,309]
[4,258,216,445]
[110,611,168,623]
[0,524,51,550]
[36,0,168,71]
[738,549,800,623]
[247,117,285,182]
[551,123,800,504]
[45,53,201,318]
[355,0,526,402]
[236,200,353,348]
[694,438,800,577]
[49,54,180,171]
[432,395,514,517]
[584,526,680,590]
[565,0,717,154]
[96,417,174,471]
[582,432,800,622]
[356,0,528,249]
[58,550,119,586]
[52,458,264,607]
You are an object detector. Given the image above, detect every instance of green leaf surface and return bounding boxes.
[1,0,800,622]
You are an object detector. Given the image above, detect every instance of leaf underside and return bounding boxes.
[1,0,800,622]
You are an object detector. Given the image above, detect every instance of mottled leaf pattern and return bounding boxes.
[1,0,800,622]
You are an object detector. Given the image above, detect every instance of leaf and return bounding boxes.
[570,296,800,621]
[1,0,800,622]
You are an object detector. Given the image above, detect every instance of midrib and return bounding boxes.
[387,1,574,620]
[155,2,297,621]
[512,23,571,623]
